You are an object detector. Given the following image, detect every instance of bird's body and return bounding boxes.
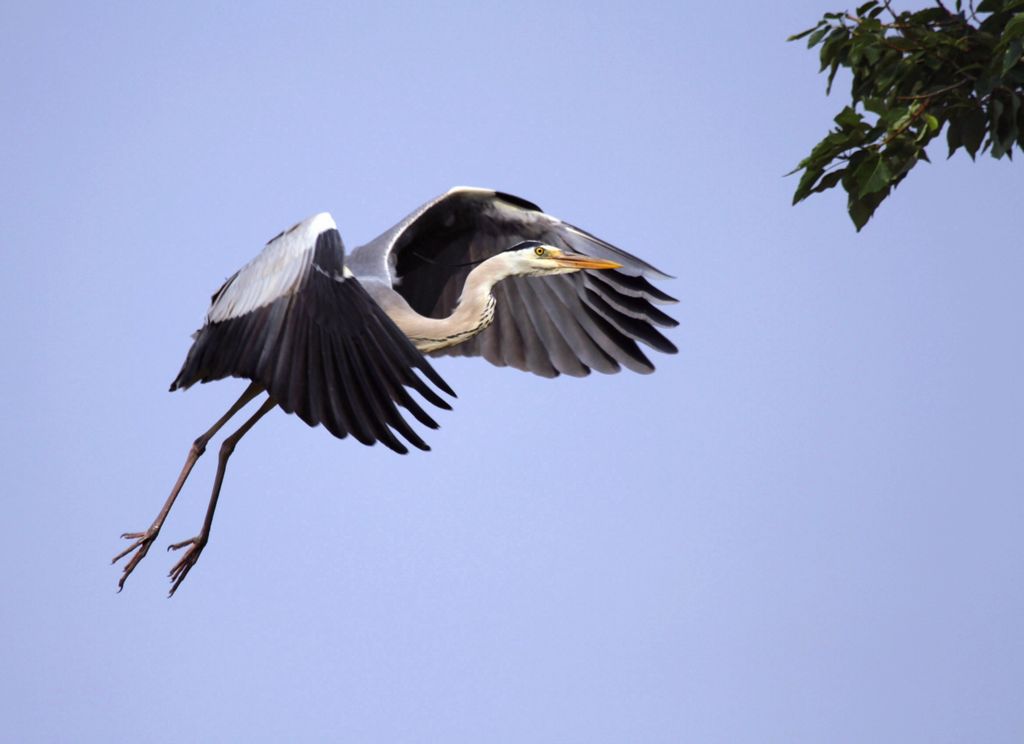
[114,187,678,595]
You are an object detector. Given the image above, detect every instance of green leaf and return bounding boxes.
[834,106,863,128]
[1002,37,1023,74]
[819,29,850,76]
[946,114,963,157]
[910,7,952,24]
[991,98,1007,157]
[792,165,824,204]
[826,60,842,94]
[788,24,822,42]
[807,25,831,48]
[1003,93,1022,155]
[810,168,846,194]
[861,42,882,64]
[1004,13,1024,40]
[862,97,886,115]
[854,152,893,197]
[848,195,877,231]
[960,108,987,158]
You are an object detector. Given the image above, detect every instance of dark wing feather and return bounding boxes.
[171,222,454,454]
[349,187,678,378]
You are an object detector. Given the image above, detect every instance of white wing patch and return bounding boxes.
[207,212,337,324]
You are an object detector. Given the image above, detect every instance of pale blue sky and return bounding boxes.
[2,2,1022,742]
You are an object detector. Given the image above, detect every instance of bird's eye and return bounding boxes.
[534,246,545,257]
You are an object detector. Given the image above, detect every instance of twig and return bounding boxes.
[895,78,970,99]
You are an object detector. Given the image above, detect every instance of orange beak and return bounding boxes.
[552,251,622,271]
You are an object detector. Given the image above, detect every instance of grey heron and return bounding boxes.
[113,186,678,595]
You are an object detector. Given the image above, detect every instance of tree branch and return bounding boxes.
[895,78,970,100]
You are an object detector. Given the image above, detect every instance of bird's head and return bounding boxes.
[501,240,622,277]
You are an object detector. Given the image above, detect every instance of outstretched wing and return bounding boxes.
[170,213,455,454]
[347,187,678,378]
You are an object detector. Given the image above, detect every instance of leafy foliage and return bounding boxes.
[790,0,1024,230]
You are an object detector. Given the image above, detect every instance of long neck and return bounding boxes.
[401,257,510,353]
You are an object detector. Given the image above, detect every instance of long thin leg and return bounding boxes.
[166,396,278,596]
[113,383,264,591]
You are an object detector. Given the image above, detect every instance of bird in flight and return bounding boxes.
[113,187,678,595]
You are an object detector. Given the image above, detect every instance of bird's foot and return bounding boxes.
[166,535,207,597]
[112,528,160,591]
